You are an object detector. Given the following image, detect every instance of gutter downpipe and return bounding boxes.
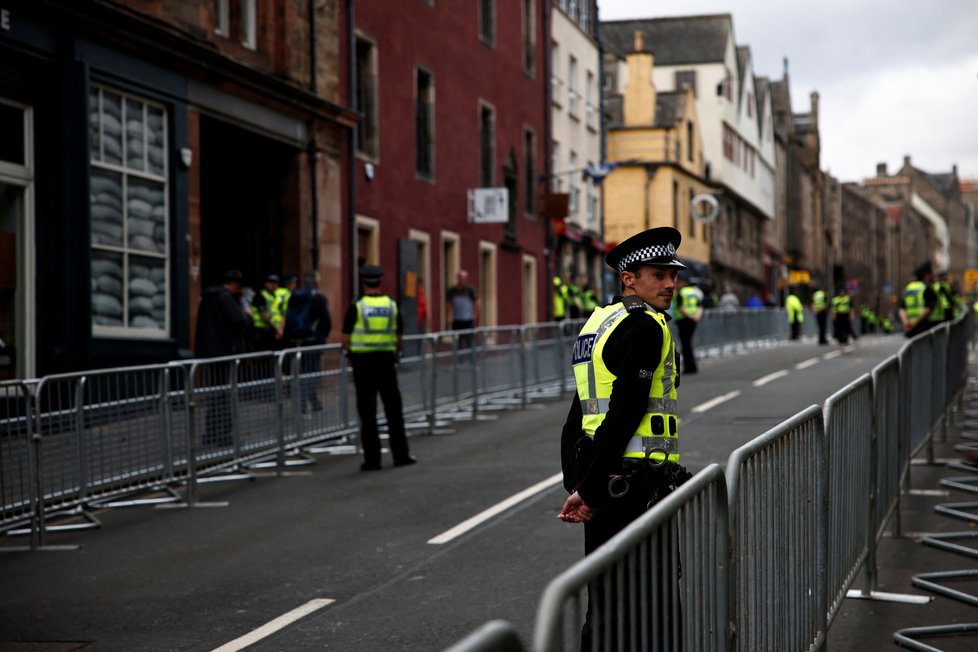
[543,3,553,320]
[346,0,358,303]
[308,0,320,269]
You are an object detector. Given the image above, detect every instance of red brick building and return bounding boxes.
[346,1,549,332]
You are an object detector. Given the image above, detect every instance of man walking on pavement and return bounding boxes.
[558,226,692,650]
[342,265,416,471]
[831,285,855,345]
[673,274,703,374]
[785,288,804,340]
[285,271,332,413]
[811,287,829,344]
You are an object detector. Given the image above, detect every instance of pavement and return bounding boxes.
[827,377,978,652]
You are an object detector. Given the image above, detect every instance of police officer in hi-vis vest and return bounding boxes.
[811,288,829,344]
[342,265,416,471]
[899,262,939,338]
[558,226,692,650]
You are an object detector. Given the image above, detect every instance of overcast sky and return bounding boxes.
[597,0,978,183]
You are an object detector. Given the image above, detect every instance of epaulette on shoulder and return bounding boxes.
[621,296,647,313]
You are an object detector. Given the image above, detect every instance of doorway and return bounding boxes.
[198,116,296,288]
[0,100,33,380]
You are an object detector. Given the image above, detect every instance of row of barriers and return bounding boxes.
[0,308,799,549]
[448,312,972,651]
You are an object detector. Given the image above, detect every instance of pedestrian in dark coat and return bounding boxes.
[194,270,250,447]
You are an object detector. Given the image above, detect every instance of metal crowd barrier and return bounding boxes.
[451,312,972,651]
[726,405,827,652]
[0,310,846,550]
[533,465,728,652]
[0,380,39,543]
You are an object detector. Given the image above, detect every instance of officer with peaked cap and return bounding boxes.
[557,226,691,649]
[341,264,416,470]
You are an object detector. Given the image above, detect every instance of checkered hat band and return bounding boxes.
[618,243,676,272]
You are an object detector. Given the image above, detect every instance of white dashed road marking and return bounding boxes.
[795,357,820,370]
[428,473,564,545]
[211,599,335,652]
[753,370,790,387]
[691,390,742,414]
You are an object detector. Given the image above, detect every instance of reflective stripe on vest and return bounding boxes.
[349,295,397,353]
[572,302,679,464]
[832,295,851,314]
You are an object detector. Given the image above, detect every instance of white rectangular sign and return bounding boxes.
[467,187,509,224]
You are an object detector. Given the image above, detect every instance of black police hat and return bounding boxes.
[606,226,686,273]
[360,264,385,282]
[265,274,280,283]
[914,261,933,279]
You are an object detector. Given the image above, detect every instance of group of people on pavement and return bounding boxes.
[898,262,961,337]
[552,274,599,322]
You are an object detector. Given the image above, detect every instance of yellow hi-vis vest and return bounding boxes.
[252,289,278,330]
[812,290,827,311]
[931,282,949,321]
[903,281,927,322]
[349,295,398,353]
[571,302,680,464]
[674,286,700,320]
[786,294,804,323]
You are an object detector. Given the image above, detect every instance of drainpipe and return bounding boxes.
[543,2,553,319]
[308,0,319,269]
[346,0,358,303]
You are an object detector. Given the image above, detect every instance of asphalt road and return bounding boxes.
[0,333,907,651]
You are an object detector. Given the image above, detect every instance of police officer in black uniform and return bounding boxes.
[558,227,692,650]
[341,265,416,471]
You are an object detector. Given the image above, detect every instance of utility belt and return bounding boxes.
[607,458,693,508]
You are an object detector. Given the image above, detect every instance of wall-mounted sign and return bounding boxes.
[690,193,719,223]
[467,187,509,224]
[788,269,811,285]
[1,8,10,31]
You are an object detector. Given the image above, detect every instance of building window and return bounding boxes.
[355,36,378,159]
[586,178,596,226]
[580,0,590,32]
[568,150,578,217]
[567,56,579,117]
[214,0,229,35]
[214,0,255,49]
[567,0,579,21]
[675,70,697,96]
[479,102,495,187]
[89,84,169,337]
[415,66,435,179]
[523,127,536,215]
[478,0,495,46]
[722,123,734,162]
[688,187,696,239]
[551,41,562,106]
[672,180,679,229]
[551,140,561,192]
[585,71,597,130]
[687,120,694,162]
[522,0,535,76]
[241,0,256,49]
[747,92,754,118]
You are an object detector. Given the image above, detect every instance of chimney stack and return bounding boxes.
[876,162,887,177]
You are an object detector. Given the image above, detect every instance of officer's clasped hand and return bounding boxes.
[557,491,595,524]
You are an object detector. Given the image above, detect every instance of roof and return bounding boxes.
[600,14,733,65]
